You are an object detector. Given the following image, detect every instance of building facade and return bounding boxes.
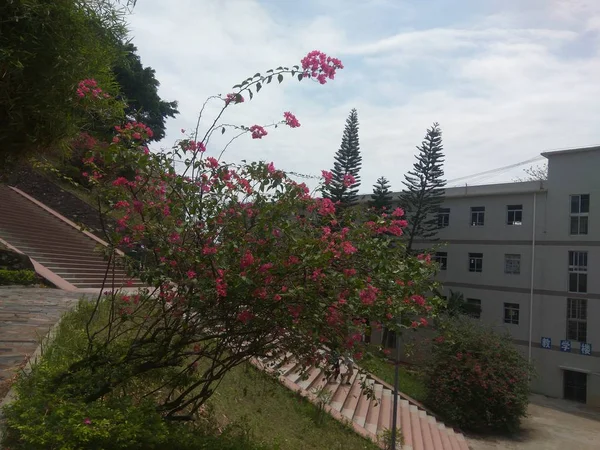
[381,146,600,406]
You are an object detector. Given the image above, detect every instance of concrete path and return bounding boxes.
[468,394,600,450]
[0,287,91,399]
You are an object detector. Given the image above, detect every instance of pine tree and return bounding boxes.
[325,109,362,206]
[400,122,446,251]
[369,176,393,212]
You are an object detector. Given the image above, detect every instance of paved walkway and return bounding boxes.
[0,287,90,399]
[468,394,600,450]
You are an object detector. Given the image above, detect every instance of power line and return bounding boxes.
[447,155,544,185]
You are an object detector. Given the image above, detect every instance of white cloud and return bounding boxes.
[127,0,600,193]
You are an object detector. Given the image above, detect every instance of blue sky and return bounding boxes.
[127,0,600,192]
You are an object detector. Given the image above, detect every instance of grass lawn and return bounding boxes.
[208,362,377,450]
[358,351,427,403]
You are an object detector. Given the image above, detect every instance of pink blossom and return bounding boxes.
[216,276,228,297]
[321,170,333,185]
[241,250,255,268]
[342,173,356,188]
[112,136,120,143]
[392,207,405,218]
[300,51,344,84]
[249,125,268,139]
[237,310,254,324]
[273,294,282,301]
[359,285,379,305]
[420,317,428,327]
[132,132,142,140]
[186,270,196,279]
[411,321,419,328]
[267,162,276,173]
[283,111,300,128]
[317,198,336,216]
[181,128,186,133]
[411,295,426,306]
[206,157,219,168]
[225,93,244,105]
[112,177,130,187]
[83,418,92,425]
[202,246,217,255]
[343,268,356,277]
[341,241,357,254]
[259,263,273,273]
[114,200,129,209]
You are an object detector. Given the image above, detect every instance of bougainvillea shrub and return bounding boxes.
[425,317,532,433]
[37,51,443,420]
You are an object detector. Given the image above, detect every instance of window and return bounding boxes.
[567,298,587,342]
[570,194,589,235]
[470,206,485,226]
[504,254,521,275]
[568,251,587,293]
[507,204,523,225]
[465,298,481,319]
[438,208,450,228]
[468,253,483,272]
[504,303,520,325]
[434,252,448,270]
[564,370,587,403]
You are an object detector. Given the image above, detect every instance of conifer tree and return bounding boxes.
[325,109,362,206]
[400,122,446,251]
[369,176,393,212]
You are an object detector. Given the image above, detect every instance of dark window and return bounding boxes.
[434,252,448,270]
[382,328,396,349]
[504,254,521,274]
[469,252,483,272]
[504,303,520,325]
[465,298,481,319]
[568,251,588,293]
[438,208,450,228]
[567,298,587,342]
[564,370,587,403]
[570,194,589,235]
[470,206,485,226]
[507,204,523,225]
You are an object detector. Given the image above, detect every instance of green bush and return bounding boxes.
[0,269,37,286]
[425,318,532,433]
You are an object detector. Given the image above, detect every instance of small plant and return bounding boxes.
[425,317,532,433]
[377,427,404,450]
[311,385,333,425]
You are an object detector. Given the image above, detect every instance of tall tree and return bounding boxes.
[324,109,362,206]
[400,122,446,251]
[369,176,393,212]
[514,163,548,182]
[113,43,179,142]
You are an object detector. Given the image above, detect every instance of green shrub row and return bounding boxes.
[0,269,37,286]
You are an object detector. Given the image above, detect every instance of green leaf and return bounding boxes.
[277,74,283,83]
[293,65,300,70]
[297,73,303,81]
[276,66,283,70]
[232,84,241,89]
[248,89,254,100]
[254,72,261,78]
[256,82,262,92]
[267,76,272,84]
[221,127,225,135]
[266,69,274,73]
[235,93,243,103]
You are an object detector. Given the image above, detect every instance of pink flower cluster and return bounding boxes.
[300,50,344,84]
[76,79,109,99]
[283,111,300,128]
[225,93,244,105]
[321,170,333,185]
[249,125,268,139]
[343,173,356,188]
[114,121,154,141]
[182,140,206,153]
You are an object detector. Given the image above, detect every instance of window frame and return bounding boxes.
[506,204,523,226]
[503,302,520,325]
[504,253,521,275]
[468,252,483,273]
[465,298,482,319]
[570,194,589,235]
[566,298,587,342]
[438,208,450,228]
[568,251,588,293]
[470,206,485,227]
[434,251,448,270]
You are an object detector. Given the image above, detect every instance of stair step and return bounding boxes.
[351,378,372,427]
[378,389,392,432]
[364,383,383,434]
[341,374,364,420]
[330,370,358,411]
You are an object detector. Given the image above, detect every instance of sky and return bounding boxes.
[127,0,600,192]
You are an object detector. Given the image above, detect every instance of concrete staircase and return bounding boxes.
[253,353,470,450]
[0,184,144,290]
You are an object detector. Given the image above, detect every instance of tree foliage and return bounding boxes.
[369,176,393,212]
[426,317,532,433]
[0,0,128,167]
[324,109,362,207]
[400,122,446,251]
[113,43,179,141]
[514,163,548,182]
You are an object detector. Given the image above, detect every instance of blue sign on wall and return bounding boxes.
[541,337,552,349]
[560,340,571,352]
[580,342,592,356]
